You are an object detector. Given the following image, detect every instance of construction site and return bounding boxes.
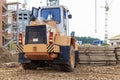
[1,0,120,80]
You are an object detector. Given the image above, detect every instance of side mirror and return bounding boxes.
[68,14,72,19]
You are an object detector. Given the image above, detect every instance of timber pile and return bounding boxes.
[79,45,116,65]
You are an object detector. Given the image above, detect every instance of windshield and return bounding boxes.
[41,8,61,24]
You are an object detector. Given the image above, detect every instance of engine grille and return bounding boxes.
[25,25,47,44]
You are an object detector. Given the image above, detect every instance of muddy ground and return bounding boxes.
[0,64,120,80]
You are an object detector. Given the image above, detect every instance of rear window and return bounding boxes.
[25,25,47,44]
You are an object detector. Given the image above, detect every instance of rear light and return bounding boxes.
[49,32,53,44]
[49,53,58,58]
[19,33,22,45]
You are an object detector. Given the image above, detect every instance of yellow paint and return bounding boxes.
[74,42,79,51]
[54,45,60,52]
[44,20,57,28]
[24,44,47,52]
[23,44,60,53]
[25,52,53,60]
[29,19,45,26]
[55,35,71,46]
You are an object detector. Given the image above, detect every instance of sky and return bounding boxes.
[7,0,120,40]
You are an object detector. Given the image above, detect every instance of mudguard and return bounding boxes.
[53,46,79,64]
[53,46,70,64]
[18,53,31,63]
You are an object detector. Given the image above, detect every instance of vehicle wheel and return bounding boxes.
[22,62,37,70]
[62,46,75,72]
[21,63,30,69]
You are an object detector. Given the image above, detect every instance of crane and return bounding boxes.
[104,0,113,44]
[104,0,109,44]
[96,0,114,43]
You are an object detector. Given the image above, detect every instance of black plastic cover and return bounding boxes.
[25,25,47,44]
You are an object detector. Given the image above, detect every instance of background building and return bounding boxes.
[109,35,120,46]
[0,0,10,47]
[0,0,20,50]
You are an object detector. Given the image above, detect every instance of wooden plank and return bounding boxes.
[79,52,114,55]
[116,56,120,60]
[79,61,116,65]
[90,55,116,61]
[79,55,116,61]
[79,50,114,53]
[79,46,115,51]
[78,45,117,65]
[79,54,90,60]
[116,52,120,55]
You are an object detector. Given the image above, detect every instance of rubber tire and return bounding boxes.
[21,63,31,70]
[22,62,37,70]
[62,46,75,72]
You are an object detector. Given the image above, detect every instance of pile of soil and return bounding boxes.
[0,46,18,64]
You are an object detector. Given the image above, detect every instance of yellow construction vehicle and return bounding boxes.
[17,0,79,72]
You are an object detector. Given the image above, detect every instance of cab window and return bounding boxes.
[41,8,61,24]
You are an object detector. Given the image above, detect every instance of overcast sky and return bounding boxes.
[7,0,120,40]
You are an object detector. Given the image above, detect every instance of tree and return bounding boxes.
[75,36,100,44]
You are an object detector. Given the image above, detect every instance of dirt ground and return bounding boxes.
[1,47,120,80]
[0,64,120,80]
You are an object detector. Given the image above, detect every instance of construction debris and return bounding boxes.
[0,46,17,66]
[1,62,20,68]
[79,45,116,65]
[114,47,120,64]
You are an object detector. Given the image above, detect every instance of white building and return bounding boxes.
[109,35,120,46]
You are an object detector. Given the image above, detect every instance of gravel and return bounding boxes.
[0,64,120,80]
